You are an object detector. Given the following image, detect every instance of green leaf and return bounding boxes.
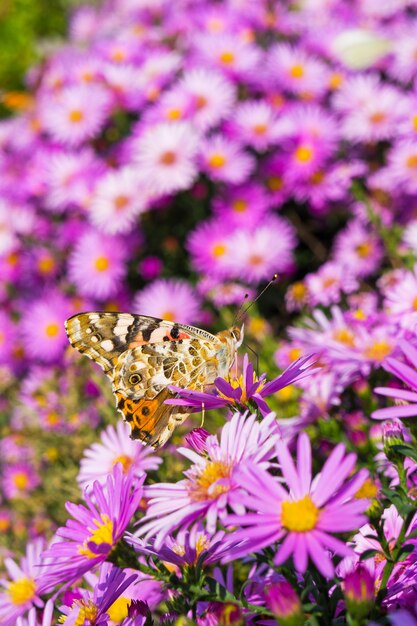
[360,548,384,561]
[397,543,415,562]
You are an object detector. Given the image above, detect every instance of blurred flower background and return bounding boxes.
[3,0,417,624]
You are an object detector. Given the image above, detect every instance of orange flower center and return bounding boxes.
[45,323,59,337]
[208,153,226,168]
[289,64,304,78]
[69,109,84,123]
[219,51,235,65]
[95,256,109,272]
[160,150,177,165]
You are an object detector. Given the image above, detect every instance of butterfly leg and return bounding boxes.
[200,402,205,428]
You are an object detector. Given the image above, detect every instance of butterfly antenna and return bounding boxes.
[236,274,279,323]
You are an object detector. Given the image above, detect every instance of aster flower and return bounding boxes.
[231,100,280,151]
[224,433,369,578]
[212,182,271,230]
[127,524,231,569]
[194,33,261,80]
[372,339,417,420]
[187,218,235,278]
[134,121,199,195]
[39,83,112,146]
[199,134,255,185]
[68,230,128,300]
[20,291,71,363]
[222,216,296,284]
[58,563,138,626]
[41,465,143,588]
[78,421,162,492]
[2,462,40,500]
[168,353,315,417]
[15,599,54,626]
[305,261,359,307]
[135,411,280,545]
[382,265,417,330]
[179,67,236,131]
[332,219,383,278]
[0,539,52,626]
[268,43,328,98]
[89,166,152,235]
[133,278,201,325]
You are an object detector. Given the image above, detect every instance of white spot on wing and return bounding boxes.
[101,340,114,351]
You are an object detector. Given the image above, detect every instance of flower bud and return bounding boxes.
[343,565,375,620]
[264,581,304,626]
[185,427,210,454]
[383,420,405,464]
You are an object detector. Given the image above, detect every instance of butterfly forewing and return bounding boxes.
[65,312,236,447]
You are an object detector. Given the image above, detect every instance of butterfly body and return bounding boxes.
[65,312,242,447]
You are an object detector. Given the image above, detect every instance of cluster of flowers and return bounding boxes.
[4,0,417,623]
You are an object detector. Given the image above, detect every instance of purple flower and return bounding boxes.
[133,278,202,325]
[58,563,138,626]
[168,353,315,417]
[41,465,143,587]
[372,339,417,420]
[135,411,280,546]
[224,433,369,578]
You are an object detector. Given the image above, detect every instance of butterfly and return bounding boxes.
[65,312,243,448]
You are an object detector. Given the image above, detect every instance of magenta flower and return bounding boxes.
[133,278,202,325]
[135,411,280,547]
[168,353,315,417]
[41,465,143,588]
[372,339,417,420]
[224,433,369,578]
[2,462,40,499]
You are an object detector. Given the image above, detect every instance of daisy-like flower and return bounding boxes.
[223,216,296,284]
[372,339,417,421]
[333,220,383,278]
[127,524,231,569]
[194,33,261,80]
[68,230,127,300]
[58,563,138,626]
[305,261,359,306]
[168,353,315,417]
[134,121,199,195]
[382,139,417,195]
[179,67,236,131]
[0,539,51,626]
[20,292,71,363]
[40,465,143,588]
[78,421,162,492]
[268,43,328,98]
[224,433,369,578]
[212,182,271,230]
[2,462,40,499]
[199,134,255,185]
[382,265,417,330]
[40,83,112,146]
[136,411,280,546]
[89,166,151,235]
[231,100,280,151]
[16,599,54,626]
[133,279,201,325]
[187,218,235,278]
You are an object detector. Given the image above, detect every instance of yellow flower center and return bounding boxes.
[355,478,378,499]
[159,150,177,165]
[59,600,99,625]
[78,514,114,559]
[364,340,392,362]
[46,411,59,426]
[253,123,268,135]
[281,495,319,532]
[7,577,36,605]
[219,51,235,64]
[0,330,4,345]
[45,322,59,338]
[114,195,129,210]
[291,281,308,301]
[290,64,304,78]
[232,199,247,212]
[208,153,227,168]
[329,72,343,90]
[107,596,131,622]
[191,461,231,501]
[0,516,10,532]
[111,49,126,63]
[69,109,84,123]
[7,251,19,266]
[113,454,133,472]
[333,328,355,346]
[295,145,313,163]
[276,384,296,401]
[94,256,109,272]
[369,111,386,125]
[267,175,283,191]
[353,309,366,321]
[412,115,417,132]
[289,347,302,361]
[38,256,55,274]
[166,108,182,120]
[212,242,227,258]
[161,310,174,322]
[406,154,417,169]
[355,242,372,258]
[310,170,325,185]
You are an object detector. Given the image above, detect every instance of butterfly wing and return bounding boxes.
[65,312,223,447]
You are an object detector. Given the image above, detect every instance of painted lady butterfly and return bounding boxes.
[65,313,243,448]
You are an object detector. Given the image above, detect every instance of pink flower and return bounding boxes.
[199,134,255,185]
[68,230,127,300]
[133,279,201,325]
